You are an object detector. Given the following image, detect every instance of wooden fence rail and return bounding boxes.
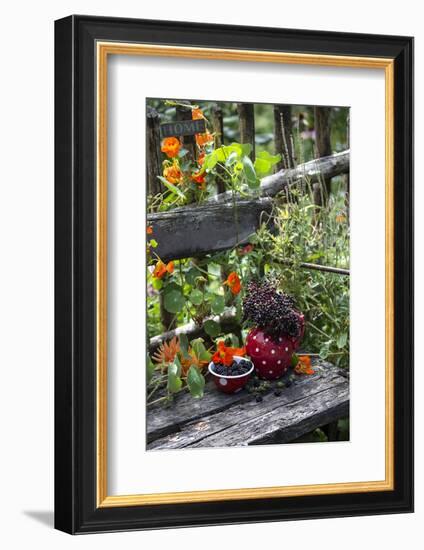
[148,150,349,262]
[206,149,349,204]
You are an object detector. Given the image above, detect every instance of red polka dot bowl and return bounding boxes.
[246,328,295,380]
[208,356,254,394]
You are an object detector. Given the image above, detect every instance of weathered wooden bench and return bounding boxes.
[147,358,349,450]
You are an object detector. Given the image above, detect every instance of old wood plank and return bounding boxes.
[146,361,343,444]
[237,103,255,160]
[146,106,163,197]
[148,198,273,263]
[147,151,349,262]
[147,366,347,450]
[206,150,349,204]
[186,383,348,448]
[200,382,349,447]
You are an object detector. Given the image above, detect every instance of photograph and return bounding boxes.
[145,98,350,450]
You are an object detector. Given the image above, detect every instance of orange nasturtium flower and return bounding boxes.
[192,108,205,120]
[191,171,206,188]
[146,225,153,235]
[161,136,181,158]
[195,131,214,147]
[212,341,246,367]
[294,355,315,375]
[335,214,347,223]
[152,260,174,279]
[197,151,206,166]
[224,271,242,295]
[163,163,183,185]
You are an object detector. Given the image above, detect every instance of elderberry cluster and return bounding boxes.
[242,280,301,340]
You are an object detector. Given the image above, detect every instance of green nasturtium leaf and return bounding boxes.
[254,157,272,177]
[190,338,211,362]
[228,333,240,348]
[252,151,281,177]
[203,320,221,338]
[157,176,186,199]
[204,151,218,171]
[319,343,330,360]
[242,155,260,188]
[185,267,202,286]
[210,294,225,315]
[337,332,348,349]
[225,150,239,166]
[256,150,281,165]
[152,278,163,290]
[163,290,185,314]
[163,282,182,295]
[189,289,203,306]
[178,334,191,360]
[186,365,206,398]
[167,362,182,393]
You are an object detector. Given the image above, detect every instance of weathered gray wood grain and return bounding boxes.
[146,361,345,445]
[148,198,273,262]
[147,367,347,449]
[189,383,348,447]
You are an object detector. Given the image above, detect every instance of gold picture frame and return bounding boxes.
[96,42,394,508]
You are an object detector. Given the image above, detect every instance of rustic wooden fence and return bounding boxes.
[147,103,350,341]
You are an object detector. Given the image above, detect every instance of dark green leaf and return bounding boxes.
[163,282,182,295]
[337,332,348,349]
[189,289,203,306]
[186,366,205,398]
[179,334,191,360]
[204,320,221,338]
[210,294,225,314]
[185,267,202,286]
[167,363,182,393]
[163,290,185,314]
[242,155,260,188]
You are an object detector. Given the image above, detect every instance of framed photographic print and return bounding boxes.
[54,15,414,534]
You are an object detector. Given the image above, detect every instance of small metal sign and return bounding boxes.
[160,119,206,138]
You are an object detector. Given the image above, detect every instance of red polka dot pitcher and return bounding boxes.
[246,313,305,380]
